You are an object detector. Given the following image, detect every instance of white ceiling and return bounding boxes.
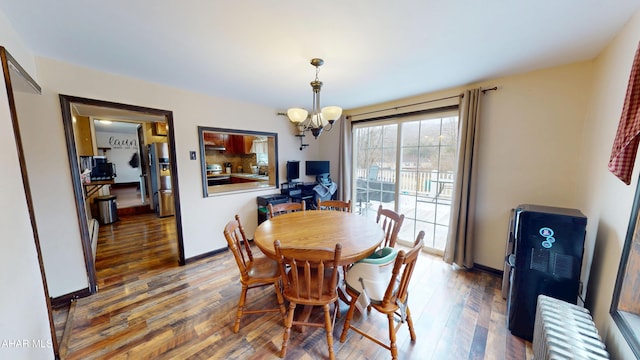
[2,1,640,111]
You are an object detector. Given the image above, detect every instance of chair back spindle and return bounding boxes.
[340,231,424,360]
[274,240,342,359]
[268,201,305,218]
[376,205,404,248]
[317,199,352,212]
[223,215,285,333]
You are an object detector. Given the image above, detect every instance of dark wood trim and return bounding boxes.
[50,287,92,309]
[59,95,186,273]
[3,50,41,94]
[59,95,98,294]
[116,205,154,217]
[184,248,227,264]
[197,126,279,198]
[473,263,502,277]
[0,46,58,357]
[165,111,186,265]
[610,171,640,358]
[110,182,140,188]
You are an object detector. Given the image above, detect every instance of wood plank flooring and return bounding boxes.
[54,213,532,359]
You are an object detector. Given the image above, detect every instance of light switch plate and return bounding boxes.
[189,151,197,160]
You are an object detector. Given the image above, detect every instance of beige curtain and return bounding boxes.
[444,88,482,268]
[338,115,352,201]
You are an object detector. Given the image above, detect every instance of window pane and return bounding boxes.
[354,112,457,253]
[441,117,458,146]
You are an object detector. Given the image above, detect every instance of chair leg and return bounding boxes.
[323,304,336,360]
[273,281,286,316]
[405,306,416,341]
[387,313,398,360]
[233,285,248,333]
[280,302,296,358]
[339,293,358,342]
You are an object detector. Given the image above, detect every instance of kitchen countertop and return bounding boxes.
[208,180,274,195]
[207,172,268,181]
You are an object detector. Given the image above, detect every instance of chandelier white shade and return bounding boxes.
[286,58,342,140]
[286,108,308,123]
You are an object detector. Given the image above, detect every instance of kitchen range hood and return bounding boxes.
[205,144,226,151]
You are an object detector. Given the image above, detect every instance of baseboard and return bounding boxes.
[110,182,139,188]
[474,263,502,277]
[185,247,227,264]
[117,205,154,216]
[51,287,92,308]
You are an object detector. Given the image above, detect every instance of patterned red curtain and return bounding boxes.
[609,42,640,185]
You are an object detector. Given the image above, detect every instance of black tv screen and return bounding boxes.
[286,161,300,182]
[305,161,330,175]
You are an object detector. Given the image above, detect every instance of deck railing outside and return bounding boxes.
[356,167,454,199]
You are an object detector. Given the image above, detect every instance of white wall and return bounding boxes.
[95,129,140,183]
[15,56,319,297]
[14,89,89,298]
[3,4,639,357]
[578,11,640,360]
[0,44,54,360]
[0,10,36,78]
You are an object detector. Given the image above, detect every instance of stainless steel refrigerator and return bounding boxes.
[149,142,175,217]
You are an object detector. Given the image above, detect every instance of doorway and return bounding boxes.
[90,119,150,210]
[352,109,459,254]
[59,95,185,295]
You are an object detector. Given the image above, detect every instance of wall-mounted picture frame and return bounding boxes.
[153,122,167,136]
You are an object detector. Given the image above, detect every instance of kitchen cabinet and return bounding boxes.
[243,136,255,153]
[226,135,255,154]
[230,176,257,184]
[74,115,94,156]
[203,132,227,148]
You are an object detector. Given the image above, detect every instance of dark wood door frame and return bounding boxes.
[0,47,59,358]
[59,95,186,296]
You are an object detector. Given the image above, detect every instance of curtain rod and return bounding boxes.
[348,86,497,119]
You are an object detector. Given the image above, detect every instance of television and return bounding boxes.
[286,161,300,182]
[305,161,330,176]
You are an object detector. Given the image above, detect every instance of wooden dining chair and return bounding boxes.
[274,240,342,360]
[339,231,425,360]
[317,199,352,212]
[377,205,405,248]
[223,215,286,333]
[268,201,305,218]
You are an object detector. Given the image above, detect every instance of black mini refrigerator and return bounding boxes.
[505,204,587,341]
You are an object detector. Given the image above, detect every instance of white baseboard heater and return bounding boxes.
[533,294,609,359]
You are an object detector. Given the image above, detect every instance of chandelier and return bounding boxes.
[286,58,342,144]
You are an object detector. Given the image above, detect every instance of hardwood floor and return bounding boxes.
[54,213,532,359]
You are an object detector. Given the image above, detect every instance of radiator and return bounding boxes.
[533,295,609,359]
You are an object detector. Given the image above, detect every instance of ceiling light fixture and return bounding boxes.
[285,58,342,150]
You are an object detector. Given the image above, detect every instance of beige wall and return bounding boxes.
[578,11,640,360]
[343,61,593,270]
[0,43,54,360]
[3,5,640,358]
[473,62,593,268]
[337,11,640,357]
[14,56,321,298]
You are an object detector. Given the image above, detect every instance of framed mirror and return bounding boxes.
[610,173,640,358]
[198,127,278,196]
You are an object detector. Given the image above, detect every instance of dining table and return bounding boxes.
[253,210,384,265]
[253,210,384,330]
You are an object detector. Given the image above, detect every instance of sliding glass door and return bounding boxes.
[353,122,398,218]
[353,110,458,253]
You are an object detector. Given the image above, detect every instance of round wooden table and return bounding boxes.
[254,210,384,266]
